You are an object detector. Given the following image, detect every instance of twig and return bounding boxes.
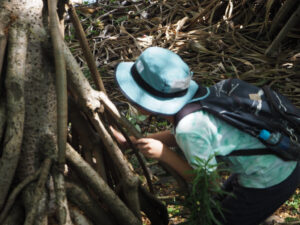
[183,0,217,30]
[112,119,154,193]
[98,92,142,138]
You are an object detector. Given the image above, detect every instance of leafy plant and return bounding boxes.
[286,190,300,213]
[125,104,148,132]
[184,156,229,225]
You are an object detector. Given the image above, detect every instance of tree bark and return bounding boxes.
[69,207,94,225]
[66,182,116,225]
[65,144,141,225]
[0,24,26,210]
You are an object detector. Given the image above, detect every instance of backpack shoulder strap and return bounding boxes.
[174,84,209,127]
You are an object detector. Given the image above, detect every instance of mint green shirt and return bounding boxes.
[175,110,297,188]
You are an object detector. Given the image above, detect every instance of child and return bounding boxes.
[114,46,300,225]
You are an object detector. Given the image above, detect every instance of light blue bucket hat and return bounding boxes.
[115,47,199,115]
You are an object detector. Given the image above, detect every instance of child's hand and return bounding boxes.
[135,138,166,160]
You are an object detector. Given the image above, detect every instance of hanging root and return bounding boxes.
[69,207,93,225]
[0,100,6,142]
[65,144,141,225]
[0,169,40,224]
[1,201,25,225]
[68,99,107,180]
[0,31,7,82]
[66,182,116,225]
[24,158,52,225]
[0,23,27,210]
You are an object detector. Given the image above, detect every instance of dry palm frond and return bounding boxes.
[66,0,300,107]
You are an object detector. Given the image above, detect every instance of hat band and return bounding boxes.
[131,64,188,98]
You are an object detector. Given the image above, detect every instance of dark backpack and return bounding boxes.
[175,78,300,161]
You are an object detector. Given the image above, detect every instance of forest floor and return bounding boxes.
[67,0,300,224]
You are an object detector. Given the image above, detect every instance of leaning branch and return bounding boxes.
[68,3,106,93]
[90,112,141,218]
[0,24,27,210]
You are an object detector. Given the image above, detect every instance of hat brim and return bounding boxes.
[115,62,199,115]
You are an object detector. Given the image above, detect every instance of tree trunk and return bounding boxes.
[0,0,168,224]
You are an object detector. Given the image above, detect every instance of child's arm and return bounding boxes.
[136,138,194,182]
[111,126,177,148]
